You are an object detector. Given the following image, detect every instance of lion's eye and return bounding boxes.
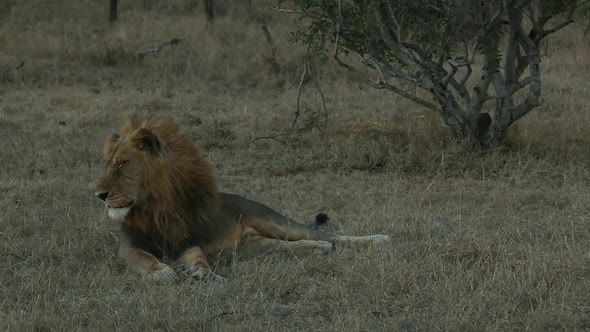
[115,160,129,171]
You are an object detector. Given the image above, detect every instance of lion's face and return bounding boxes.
[95,128,160,221]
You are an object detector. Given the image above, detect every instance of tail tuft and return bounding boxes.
[314,213,330,227]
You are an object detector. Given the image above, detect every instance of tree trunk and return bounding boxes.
[204,0,214,26]
[109,0,118,23]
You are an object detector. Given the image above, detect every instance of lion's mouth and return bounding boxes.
[106,201,133,209]
[105,200,134,221]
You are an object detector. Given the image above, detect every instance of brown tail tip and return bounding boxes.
[314,213,329,226]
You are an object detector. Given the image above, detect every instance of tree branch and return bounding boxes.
[360,53,416,83]
[369,82,437,110]
[505,28,519,85]
[292,57,310,130]
[511,50,541,123]
[270,6,302,13]
[445,57,472,106]
[429,84,467,134]
[373,3,427,86]
[509,76,531,94]
[491,70,514,129]
[536,2,577,41]
[513,46,528,83]
[384,0,403,42]
[333,0,350,68]
[262,24,281,73]
[467,65,493,120]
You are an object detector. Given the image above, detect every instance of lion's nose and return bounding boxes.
[96,191,109,201]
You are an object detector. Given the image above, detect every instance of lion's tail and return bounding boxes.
[311,213,329,230]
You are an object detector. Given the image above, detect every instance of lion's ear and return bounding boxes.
[132,128,160,153]
[102,133,120,159]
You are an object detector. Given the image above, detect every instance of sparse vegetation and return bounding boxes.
[288,0,590,149]
[1,1,590,331]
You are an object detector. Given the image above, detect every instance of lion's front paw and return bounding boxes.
[146,263,178,283]
[185,267,226,283]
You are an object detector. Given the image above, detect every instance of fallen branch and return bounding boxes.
[250,125,317,144]
[137,38,184,59]
[253,57,329,143]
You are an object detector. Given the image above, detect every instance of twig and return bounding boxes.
[269,6,302,13]
[292,57,310,130]
[314,69,329,129]
[262,24,281,73]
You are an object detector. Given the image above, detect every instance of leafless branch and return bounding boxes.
[370,82,437,110]
[270,6,302,13]
[511,57,541,122]
[460,64,472,87]
[262,24,281,73]
[360,54,416,83]
[541,19,574,38]
[510,76,531,94]
[442,64,458,88]
[448,79,471,107]
[459,36,472,80]
[292,57,310,130]
[480,6,505,36]
[384,0,403,42]
[400,42,428,61]
[445,57,472,106]
[513,46,528,82]
[314,70,329,129]
[137,38,183,59]
[333,0,350,68]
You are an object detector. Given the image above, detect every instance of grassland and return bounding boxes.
[1,1,590,331]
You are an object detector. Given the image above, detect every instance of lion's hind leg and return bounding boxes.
[241,226,333,255]
[178,246,226,283]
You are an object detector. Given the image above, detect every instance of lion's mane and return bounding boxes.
[115,115,220,255]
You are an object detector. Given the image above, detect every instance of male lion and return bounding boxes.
[95,115,390,282]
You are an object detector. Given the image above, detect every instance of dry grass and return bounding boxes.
[2,1,590,331]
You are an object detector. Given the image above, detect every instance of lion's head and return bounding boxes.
[95,115,219,238]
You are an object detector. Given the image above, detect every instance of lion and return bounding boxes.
[95,115,391,282]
